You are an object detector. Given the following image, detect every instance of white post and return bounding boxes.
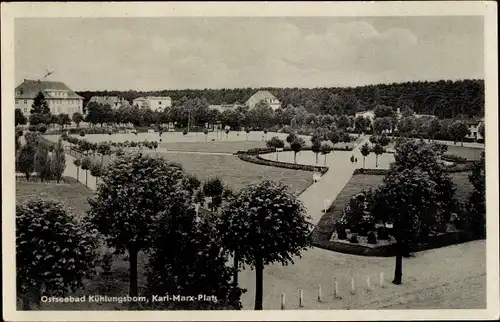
[334,280,340,299]
[281,293,286,310]
[366,276,371,291]
[380,272,385,288]
[351,278,355,294]
[317,285,322,302]
[299,289,303,307]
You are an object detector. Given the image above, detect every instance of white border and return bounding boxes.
[2,2,498,321]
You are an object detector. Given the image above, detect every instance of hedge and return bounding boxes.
[236,154,329,174]
[352,168,390,175]
[236,144,354,156]
[312,229,478,257]
[442,154,476,164]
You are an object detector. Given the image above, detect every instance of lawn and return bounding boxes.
[159,140,269,153]
[444,145,484,161]
[313,171,475,243]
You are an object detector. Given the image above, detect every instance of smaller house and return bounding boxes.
[245,91,281,110]
[208,104,237,113]
[87,96,130,110]
[354,110,376,123]
[465,117,485,140]
[133,96,172,112]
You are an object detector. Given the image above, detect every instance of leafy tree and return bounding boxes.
[290,137,305,164]
[467,152,486,238]
[311,137,322,164]
[56,114,71,130]
[146,198,244,309]
[203,177,225,210]
[50,139,66,183]
[80,157,91,187]
[87,153,188,297]
[16,143,36,181]
[225,128,230,140]
[286,132,297,145]
[30,92,50,114]
[327,128,341,152]
[372,143,384,168]
[72,112,84,128]
[373,117,392,134]
[266,136,285,149]
[29,113,43,126]
[218,180,311,310]
[360,142,371,168]
[90,162,103,187]
[34,142,51,182]
[97,142,111,164]
[203,128,209,142]
[450,120,470,146]
[378,133,391,147]
[374,105,396,118]
[245,128,251,141]
[336,114,351,130]
[320,142,332,165]
[37,123,48,134]
[15,108,27,126]
[73,159,81,181]
[397,116,417,137]
[372,169,439,284]
[354,115,368,134]
[428,118,442,142]
[320,114,335,127]
[16,199,98,309]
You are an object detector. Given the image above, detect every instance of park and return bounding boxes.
[16,117,486,310]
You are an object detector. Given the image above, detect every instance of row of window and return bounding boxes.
[16,99,80,104]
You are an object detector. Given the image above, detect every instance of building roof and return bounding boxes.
[15,79,83,99]
[133,96,171,101]
[246,90,279,104]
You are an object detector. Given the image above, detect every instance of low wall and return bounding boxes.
[312,230,478,257]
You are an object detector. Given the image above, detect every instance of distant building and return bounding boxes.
[15,79,83,116]
[208,104,238,113]
[132,96,172,112]
[87,96,130,110]
[245,91,281,110]
[465,117,485,140]
[354,110,376,123]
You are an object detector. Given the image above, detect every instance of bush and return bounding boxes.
[442,154,469,163]
[29,125,37,132]
[79,130,85,137]
[237,154,328,174]
[101,251,114,274]
[367,231,377,244]
[337,229,347,240]
[183,129,188,135]
[377,226,389,240]
[353,168,390,176]
[349,234,359,243]
[37,123,47,133]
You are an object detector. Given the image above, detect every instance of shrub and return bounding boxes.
[377,226,389,240]
[367,231,377,244]
[349,234,359,243]
[337,229,347,240]
[79,130,85,137]
[37,123,47,133]
[442,154,468,163]
[183,129,188,135]
[29,125,37,132]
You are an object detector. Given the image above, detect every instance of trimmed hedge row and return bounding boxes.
[236,144,354,156]
[352,168,389,175]
[236,154,329,174]
[442,154,476,163]
[312,229,478,257]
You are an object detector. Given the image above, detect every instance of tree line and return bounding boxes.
[76,79,484,119]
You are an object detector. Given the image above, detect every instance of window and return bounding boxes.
[15,100,18,104]
[24,100,27,104]
[24,108,27,113]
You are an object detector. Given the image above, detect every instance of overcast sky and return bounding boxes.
[15,16,484,91]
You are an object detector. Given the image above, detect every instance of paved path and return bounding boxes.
[296,136,370,226]
[63,154,98,191]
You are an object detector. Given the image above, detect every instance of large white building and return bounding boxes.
[133,96,172,112]
[15,79,83,116]
[245,91,281,110]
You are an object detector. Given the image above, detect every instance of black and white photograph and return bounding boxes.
[2,2,498,321]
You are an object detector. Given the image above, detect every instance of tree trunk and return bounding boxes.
[85,170,88,186]
[315,153,318,164]
[363,156,366,168]
[254,255,264,310]
[376,155,379,168]
[76,167,80,181]
[233,250,239,287]
[461,138,464,147]
[324,154,327,165]
[101,154,104,164]
[392,242,403,285]
[96,176,98,187]
[294,152,297,164]
[128,247,139,297]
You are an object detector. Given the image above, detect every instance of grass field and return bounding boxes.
[385,141,484,161]
[314,172,475,241]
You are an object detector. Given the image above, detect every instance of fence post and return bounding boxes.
[280,293,285,310]
[351,278,355,294]
[299,289,303,307]
[317,285,322,302]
